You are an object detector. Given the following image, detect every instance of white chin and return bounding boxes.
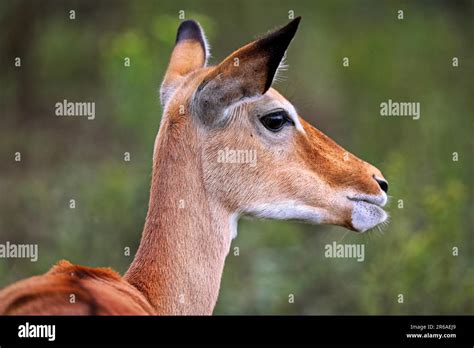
[351,201,388,232]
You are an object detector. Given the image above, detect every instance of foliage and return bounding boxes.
[0,0,472,314]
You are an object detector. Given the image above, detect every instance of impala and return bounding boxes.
[0,17,388,315]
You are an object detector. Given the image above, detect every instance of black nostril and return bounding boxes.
[374,177,389,193]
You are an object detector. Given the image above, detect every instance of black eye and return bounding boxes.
[259,111,292,132]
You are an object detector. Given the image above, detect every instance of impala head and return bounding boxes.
[159,18,389,233]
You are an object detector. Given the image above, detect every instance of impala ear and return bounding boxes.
[160,20,209,106]
[193,17,301,126]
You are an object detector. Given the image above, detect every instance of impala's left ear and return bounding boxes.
[160,20,209,106]
[193,17,301,126]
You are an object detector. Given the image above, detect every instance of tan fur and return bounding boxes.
[0,19,387,315]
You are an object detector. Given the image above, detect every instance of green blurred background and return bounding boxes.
[0,0,473,314]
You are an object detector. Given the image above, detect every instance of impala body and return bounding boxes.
[0,17,388,315]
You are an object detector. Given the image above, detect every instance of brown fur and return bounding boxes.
[0,260,154,315]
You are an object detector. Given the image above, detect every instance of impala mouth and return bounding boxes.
[348,195,388,232]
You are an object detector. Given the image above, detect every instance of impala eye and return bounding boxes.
[259,111,293,132]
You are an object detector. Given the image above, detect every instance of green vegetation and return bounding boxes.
[0,0,472,314]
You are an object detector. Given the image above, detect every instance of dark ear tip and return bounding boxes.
[176,20,204,44]
[291,16,302,26]
[281,16,302,38]
[258,17,301,93]
[259,16,301,48]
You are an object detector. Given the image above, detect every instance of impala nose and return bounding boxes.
[374,176,389,193]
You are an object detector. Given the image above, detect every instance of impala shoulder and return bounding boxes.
[0,260,155,315]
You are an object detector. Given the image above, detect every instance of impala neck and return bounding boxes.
[125,117,233,315]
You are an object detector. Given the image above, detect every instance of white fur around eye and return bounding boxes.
[258,90,305,134]
[286,105,304,133]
